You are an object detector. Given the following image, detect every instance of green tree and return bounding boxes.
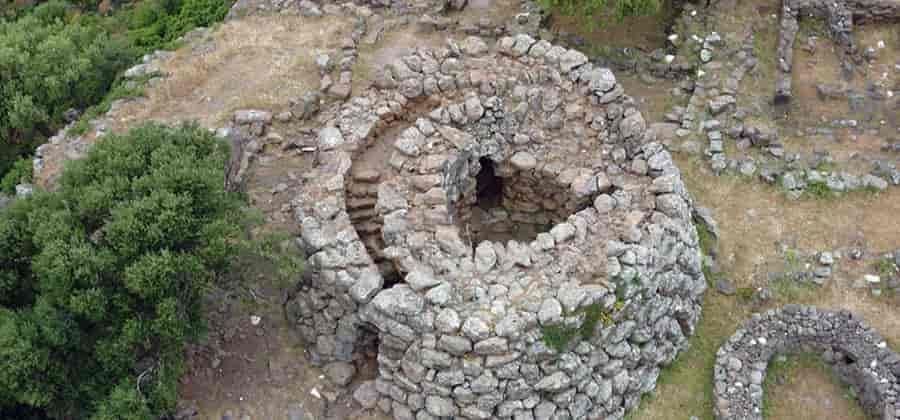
[0,1,136,176]
[0,122,247,419]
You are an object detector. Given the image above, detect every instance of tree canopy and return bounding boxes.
[0,123,246,419]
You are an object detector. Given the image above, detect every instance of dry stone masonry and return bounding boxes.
[714,305,900,420]
[285,34,707,420]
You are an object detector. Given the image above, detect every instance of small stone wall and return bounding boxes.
[714,304,900,420]
[286,34,708,419]
[775,0,900,102]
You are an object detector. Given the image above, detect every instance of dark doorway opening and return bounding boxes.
[476,157,503,210]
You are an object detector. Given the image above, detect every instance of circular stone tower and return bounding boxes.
[286,34,707,420]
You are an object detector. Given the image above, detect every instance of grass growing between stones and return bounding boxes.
[875,257,898,280]
[695,221,716,259]
[540,302,616,353]
[804,180,836,200]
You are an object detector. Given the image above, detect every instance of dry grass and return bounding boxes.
[112,14,352,130]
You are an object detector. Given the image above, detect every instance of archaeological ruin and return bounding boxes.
[714,305,900,420]
[775,0,900,104]
[15,0,898,416]
[284,34,708,420]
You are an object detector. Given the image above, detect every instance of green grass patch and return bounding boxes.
[695,221,717,258]
[770,276,816,302]
[784,248,801,270]
[540,302,619,353]
[875,257,898,280]
[753,24,778,74]
[804,180,835,200]
[797,16,828,38]
[538,0,662,29]
[813,160,838,173]
[736,286,755,303]
[540,324,581,353]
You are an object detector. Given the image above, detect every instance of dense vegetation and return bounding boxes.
[539,0,662,25]
[0,0,233,193]
[0,1,134,184]
[0,123,247,419]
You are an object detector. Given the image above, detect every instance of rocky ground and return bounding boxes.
[18,0,900,419]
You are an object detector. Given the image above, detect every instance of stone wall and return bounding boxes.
[285,34,707,419]
[714,304,900,420]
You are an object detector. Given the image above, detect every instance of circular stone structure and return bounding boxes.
[286,34,707,419]
[714,304,900,420]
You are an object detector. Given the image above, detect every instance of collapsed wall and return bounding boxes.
[285,34,707,419]
[714,305,900,420]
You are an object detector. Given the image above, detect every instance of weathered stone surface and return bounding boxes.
[234,109,273,125]
[353,381,379,408]
[281,37,706,420]
[324,361,356,386]
[318,126,345,150]
[510,152,538,170]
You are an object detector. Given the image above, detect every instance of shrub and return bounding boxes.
[0,157,33,194]
[124,0,232,52]
[0,1,137,163]
[0,123,247,419]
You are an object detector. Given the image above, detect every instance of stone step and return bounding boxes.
[349,207,379,221]
[354,221,381,235]
[364,237,387,259]
[347,196,377,210]
[352,169,381,183]
[348,183,378,198]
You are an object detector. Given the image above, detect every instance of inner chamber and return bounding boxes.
[458,156,588,246]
